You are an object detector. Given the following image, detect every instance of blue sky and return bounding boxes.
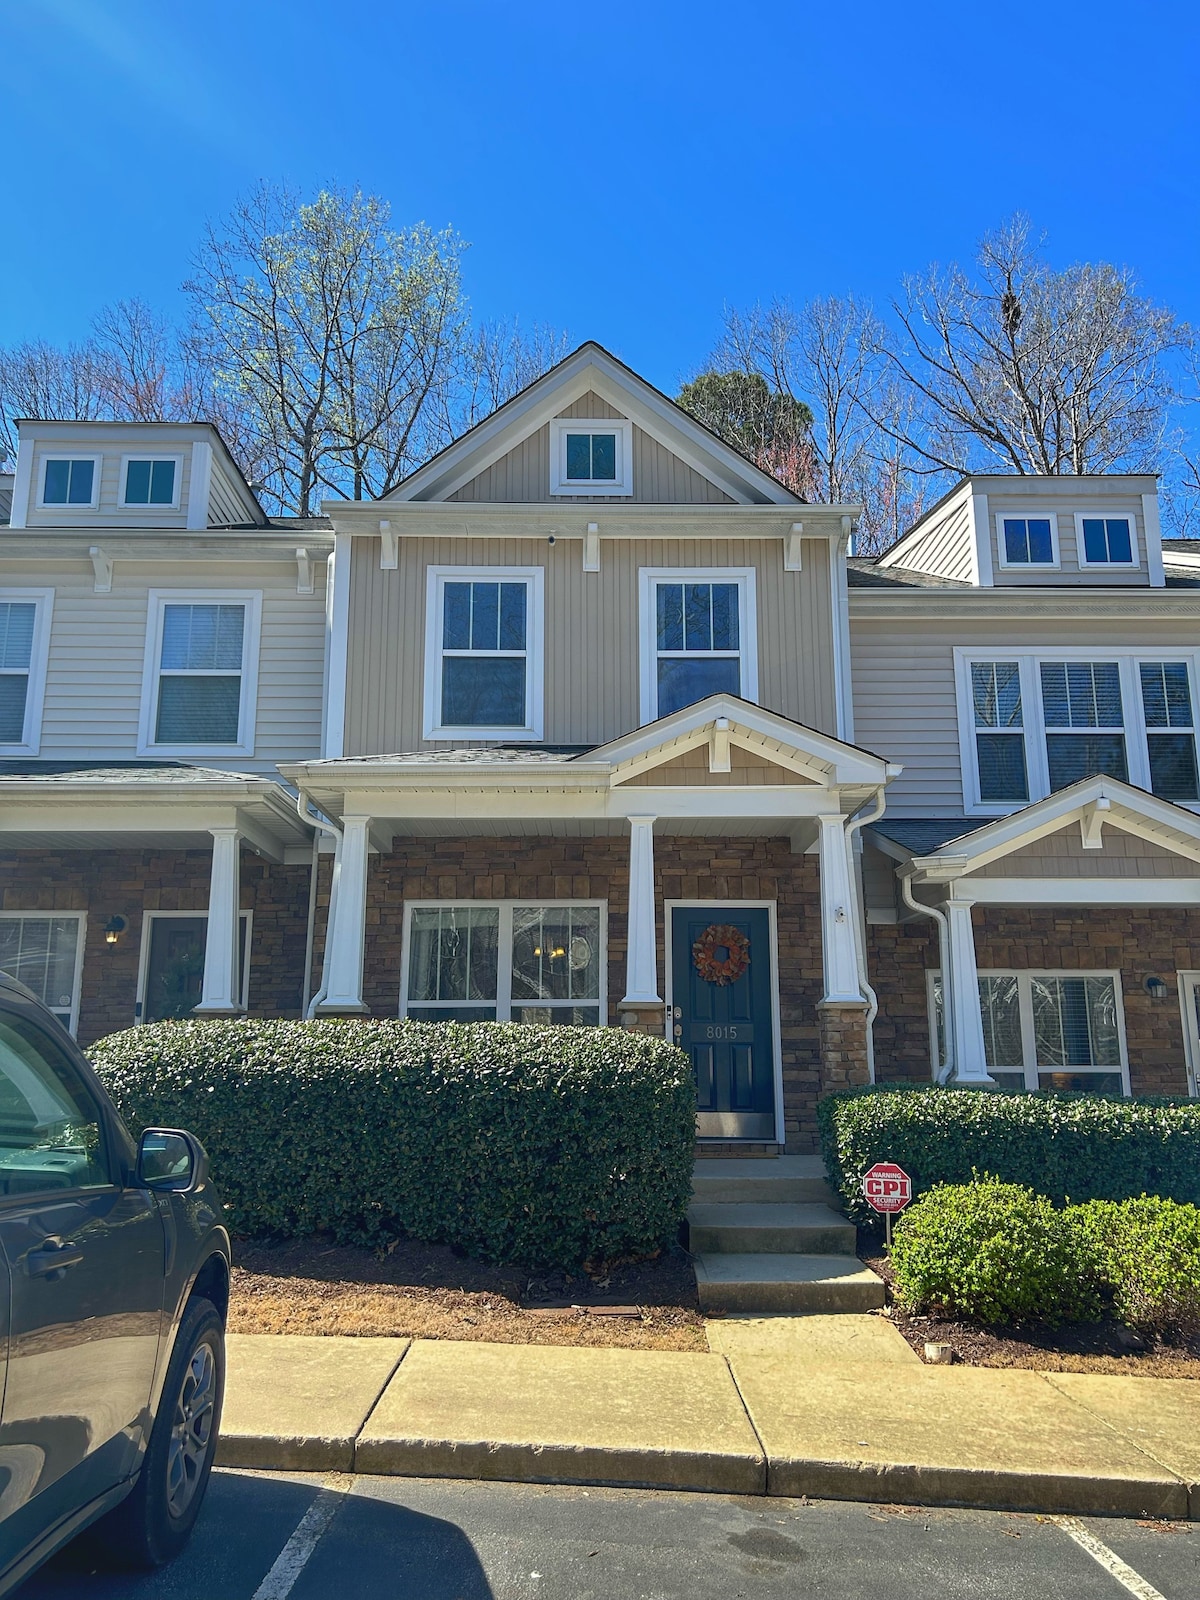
[3,0,1198,391]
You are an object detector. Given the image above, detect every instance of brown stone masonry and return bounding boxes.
[869,906,1200,1097]
[0,848,311,1046]
[358,835,835,1149]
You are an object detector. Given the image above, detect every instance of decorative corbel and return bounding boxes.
[379,518,398,570]
[1080,796,1111,849]
[295,548,314,595]
[583,522,600,573]
[784,522,803,572]
[708,716,732,774]
[88,545,112,594]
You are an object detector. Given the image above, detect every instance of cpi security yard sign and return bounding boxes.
[862,1162,912,1248]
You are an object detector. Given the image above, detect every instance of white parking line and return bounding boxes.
[250,1473,353,1600]
[1051,1516,1168,1600]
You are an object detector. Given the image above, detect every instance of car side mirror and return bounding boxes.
[137,1128,208,1192]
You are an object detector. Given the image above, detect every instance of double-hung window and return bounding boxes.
[639,568,757,722]
[997,514,1056,568]
[40,457,100,510]
[929,969,1128,1094]
[1077,514,1136,567]
[140,592,260,754]
[402,902,605,1025]
[121,456,179,508]
[958,651,1200,810]
[424,568,544,739]
[0,591,52,755]
[0,914,85,1034]
[549,418,632,495]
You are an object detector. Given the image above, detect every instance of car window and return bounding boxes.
[0,1012,110,1196]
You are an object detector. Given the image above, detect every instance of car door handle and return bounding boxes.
[26,1240,85,1277]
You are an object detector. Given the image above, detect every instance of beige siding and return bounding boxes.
[974,824,1188,878]
[988,481,1150,587]
[622,749,815,786]
[852,612,1200,817]
[0,557,326,771]
[344,536,837,754]
[894,498,975,581]
[449,394,736,505]
[22,439,195,530]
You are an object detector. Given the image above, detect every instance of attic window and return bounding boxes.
[549,418,632,496]
[122,457,179,508]
[40,457,99,509]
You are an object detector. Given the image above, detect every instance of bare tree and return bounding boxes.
[876,214,1190,479]
[185,184,469,513]
[0,338,106,463]
[452,319,573,432]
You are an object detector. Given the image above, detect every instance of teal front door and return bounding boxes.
[671,905,777,1140]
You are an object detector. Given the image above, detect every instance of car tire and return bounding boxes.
[102,1295,225,1568]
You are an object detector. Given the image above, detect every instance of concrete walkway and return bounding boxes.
[218,1324,1200,1518]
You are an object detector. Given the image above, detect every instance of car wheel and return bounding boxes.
[103,1296,225,1568]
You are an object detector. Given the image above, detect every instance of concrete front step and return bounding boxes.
[692,1154,839,1207]
[688,1202,856,1256]
[694,1254,886,1315]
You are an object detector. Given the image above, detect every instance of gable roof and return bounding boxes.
[379,342,804,508]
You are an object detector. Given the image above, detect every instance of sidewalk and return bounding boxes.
[216,1319,1200,1519]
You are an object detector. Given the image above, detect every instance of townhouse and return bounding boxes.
[0,343,1195,1150]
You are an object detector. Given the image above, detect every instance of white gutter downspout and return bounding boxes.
[297,788,343,1019]
[843,787,886,1083]
[900,868,954,1082]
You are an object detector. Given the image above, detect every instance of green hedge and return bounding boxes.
[90,1019,696,1269]
[819,1085,1200,1226]
[1073,1198,1200,1339]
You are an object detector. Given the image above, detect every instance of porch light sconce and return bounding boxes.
[1144,976,1168,1000]
[104,916,127,946]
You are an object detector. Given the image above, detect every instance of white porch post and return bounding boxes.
[945,895,993,1083]
[817,813,862,1004]
[194,826,242,1015]
[316,813,371,1014]
[621,814,662,1010]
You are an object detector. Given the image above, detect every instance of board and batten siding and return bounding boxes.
[448,390,736,506]
[1,557,326,771]
[851,612,1200,817]
[344,535,837,754]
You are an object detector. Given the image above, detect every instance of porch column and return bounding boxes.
[194,827,242,1016]
[315,813,371,1015]
[817,813,862,1004]
[945,895,993,1083]
[620,814,662,1029]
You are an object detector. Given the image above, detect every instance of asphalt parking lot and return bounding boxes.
[23,1470,1198,1600]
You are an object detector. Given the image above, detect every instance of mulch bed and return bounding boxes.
[229,1233,707,1351]
[862,1239,1200,1378]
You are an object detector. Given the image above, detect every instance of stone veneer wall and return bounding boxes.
[868,906,1200,1098]
[358,835,833,1148]
[0,849,311,1046]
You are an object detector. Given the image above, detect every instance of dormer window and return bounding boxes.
[998,515,1057,567]
[40,457,98,509]
[122,456,179,508]
[1078,515,1136,567]
[549,418,633,496]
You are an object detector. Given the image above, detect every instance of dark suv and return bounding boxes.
[0,972,229,1594]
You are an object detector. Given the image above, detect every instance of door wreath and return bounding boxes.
[692,923,751,986]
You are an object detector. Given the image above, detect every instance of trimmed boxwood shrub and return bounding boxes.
[889,1178,1099,1326]
[819,1085,1200,1226]
[1072,1197,1200,1340]
[90,1018,695,1269]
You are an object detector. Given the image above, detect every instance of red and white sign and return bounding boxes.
[862,1162,912,1214]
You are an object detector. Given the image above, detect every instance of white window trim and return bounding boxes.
[0,588,54,757]
[118,452,184,512]
[136,909,252,1024]
[549,417,634,496]
[1074,510,1140,569]
[928,967,1130,1093]
[137,589,262,758]
[398,899,608,1023]
[638,567,759,726]
[1177,970,1200,1097]
[36,453,102,512]
[422,566,544,741]
[994,510,1061,571]
[0,911,87,1036]
[955,647,1200,816]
